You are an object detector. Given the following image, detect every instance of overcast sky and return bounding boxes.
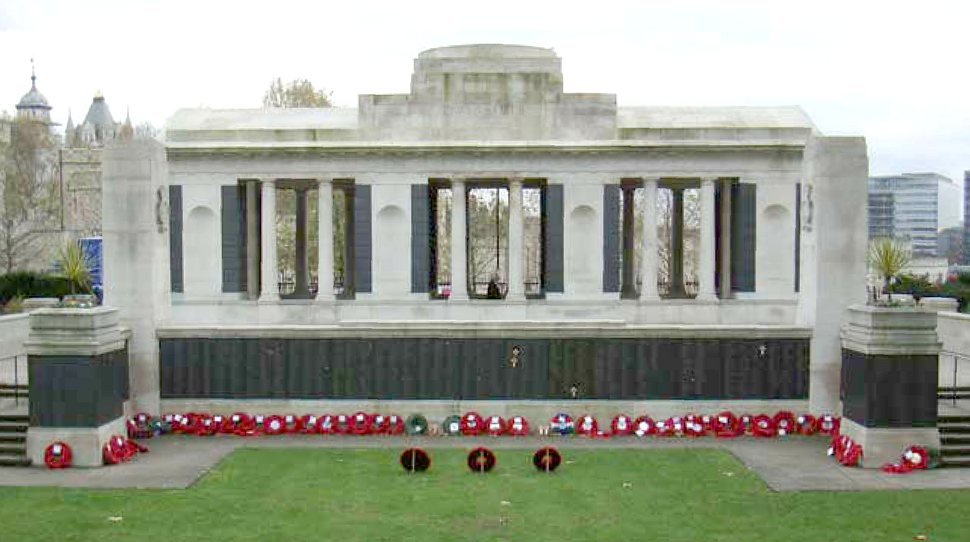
[1,0,966,209]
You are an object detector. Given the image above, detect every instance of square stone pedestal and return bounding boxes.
[840,304,941,468]
[24,306,130,468]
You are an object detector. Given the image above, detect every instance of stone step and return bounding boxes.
[938,387,970,392]
[937,457,970,469]
[0,415,29,423]
[0,434,25,444]
[0,454,31,467]
[0,423,28,433]
[938,416,970,424]
[941,446,970,455]
[941,436,970,445]
[0,391,29,399]
[0,444,25,455]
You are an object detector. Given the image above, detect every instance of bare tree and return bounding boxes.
[0,119,60,273]
[263,78,333,108]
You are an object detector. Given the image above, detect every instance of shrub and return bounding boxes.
[0,270,73,306]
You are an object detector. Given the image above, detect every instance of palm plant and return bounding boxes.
[867,237,911,303]
[56,240,93,295]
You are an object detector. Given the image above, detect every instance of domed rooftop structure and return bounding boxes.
[16,61,53,123]
[82,91,116,128]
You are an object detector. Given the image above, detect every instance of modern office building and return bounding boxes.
[867,173,961,256]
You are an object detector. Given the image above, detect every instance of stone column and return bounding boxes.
[293,186,310,298]
[245,181,259,300]
[621,183,637,299]
[450,179,469,300]
[719,180,732,299]
[839,305,941,468]
[316,178,335,302]
[697,178,717,301]
[668,187,686,298]
[259,179,280,302]
[640,178,660,300]
[508,178,525,300]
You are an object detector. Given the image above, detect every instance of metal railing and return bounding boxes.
[0,353,27,407]
[939,350,970,406]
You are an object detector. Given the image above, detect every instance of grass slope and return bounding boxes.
[1,448,969,541]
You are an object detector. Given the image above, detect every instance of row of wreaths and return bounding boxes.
[125,411,843,439]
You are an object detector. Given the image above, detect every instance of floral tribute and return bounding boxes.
[550,414,575,435]
[485,415,505,436]
[576,415,598,436]
[467,447,497,473]
[102,434,148,465]
[827,434,863,467]
[44,441,72,469]
[611,415,633,436]
[533,446,562,472]
[633,416,656,437]
[442,415,462,436]
[400,448,431,472]
[795,414,817,435]
[507,416,529,436]
[772,411,796,436]
[881,446,930,474]
[460,412,484,436]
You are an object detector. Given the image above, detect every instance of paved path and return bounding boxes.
[4,433,970,492]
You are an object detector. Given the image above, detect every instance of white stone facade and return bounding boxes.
[103,45,869,414]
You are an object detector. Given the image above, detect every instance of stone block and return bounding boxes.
[27,416,126,468]
[840,418,940,469]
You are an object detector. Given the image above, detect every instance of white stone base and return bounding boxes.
[840,418,940,469]
[27,416,127,468]
[162,398,810,427]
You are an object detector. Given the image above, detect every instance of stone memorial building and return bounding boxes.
[103,45,868,420]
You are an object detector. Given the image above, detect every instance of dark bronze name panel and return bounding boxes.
[840,348,937,428]
[159,337,808,401]
[29,348,130,427]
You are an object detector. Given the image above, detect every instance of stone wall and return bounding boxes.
[61,148,103,237]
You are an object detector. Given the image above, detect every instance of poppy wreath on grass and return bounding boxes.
[817,415,840,435]
[633,416,656,437]
[533,446,562,472]
[507,416,529,436]
[442,415,463,436]
[773,411,796,436]
[467,447,497,473]
[550,414,574,435]
[882,445,929,474]
[611,415,633,436]
[576,415,598,436]
[460,412,484,436]
[44,441,72,469]
[751,415,776,438]
[714,411,741,438]
[405,414,429,435]
[350,412,372,435]
[795,414,818,435]
[485,415,505,436]
[400,448,431,472]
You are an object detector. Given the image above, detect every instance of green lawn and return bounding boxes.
[1,448,969,541]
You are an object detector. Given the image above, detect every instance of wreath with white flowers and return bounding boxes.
[882,445,929,473]
[485,415,505,436]
[795,414,817,435]
[263,415,286,435]
[817,415,840,435]
[772,411,796,436]
[576,415,598,436]
[611,415,633,436]
[507,416,529,436]
[460,412,484,436]
[683,415,707,437]
[633,416,656,437]
[713,411,741,438]
[827,434,862,467]
[44,441,72,469]
[350,412,372,435]
[751,414,775,438]
[442,415,463,436]
[550,414,574,435]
